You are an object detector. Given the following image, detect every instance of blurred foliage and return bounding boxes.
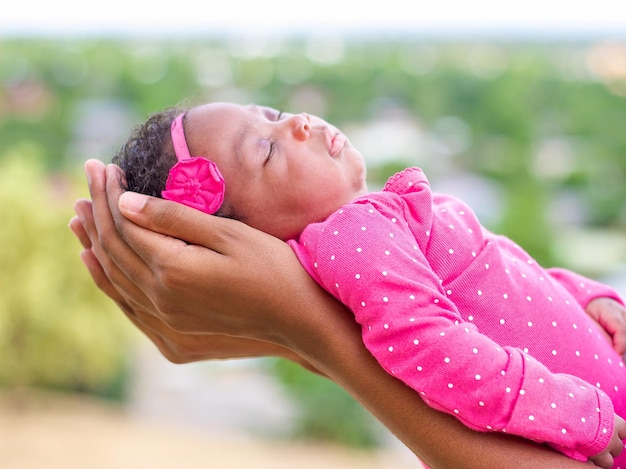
[0,151,131,399]
[271,358,382,448]
[1,35,625,444]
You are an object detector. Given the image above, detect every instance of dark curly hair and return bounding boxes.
[112,106,184,198]
[112,106,239,220]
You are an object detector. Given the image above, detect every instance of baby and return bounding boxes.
[114,102,626,467]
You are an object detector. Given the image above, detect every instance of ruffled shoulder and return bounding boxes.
[382,167,429,195]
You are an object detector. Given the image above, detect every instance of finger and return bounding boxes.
[609,304,626,354]
[85,160,159,315]
[80,248,130,307]
[599,304,626,355]
[116,182,259,255]
[87,160,155,294]
[69,214,91,249]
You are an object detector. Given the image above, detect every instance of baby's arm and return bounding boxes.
[294,206,617,463]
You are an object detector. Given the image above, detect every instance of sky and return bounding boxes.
[2,0,626,39]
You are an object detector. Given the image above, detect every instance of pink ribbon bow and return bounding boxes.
[161,113,225,215]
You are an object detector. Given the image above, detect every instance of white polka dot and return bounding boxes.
[413,339,420,345]
[361,226,366,231]
[552,350,557,356]
[417,366,423,371]
[485,264,490,269]
[448,248,454,254]
[444,357,451,363]
[388,346,394,352]
[355,274,361,279]
[475,374,481,380]
[383,323,389,329]
[382,271,388,276]
[409,295,415,300]
[477,290,483,296]
[330,255,335,260]
[528,415,535,421]
[479,401,485,406]
[551,403,557,409]
[384,250,390,255]
[391,217,396,223]
[448,383,454,389]
[356,247,362,253]
[526,296,532,301]
[383,297,389,303]
[361,301,366,307]
[503,293,509,299]
[472,348,478,354]
[527,321,533,327]
[499,319,505,325]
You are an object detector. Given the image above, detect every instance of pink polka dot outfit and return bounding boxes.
[288,167,626,464]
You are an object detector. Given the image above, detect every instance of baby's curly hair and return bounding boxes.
[113,106,185,197]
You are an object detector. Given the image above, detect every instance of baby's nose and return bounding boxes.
[289,113,310,140]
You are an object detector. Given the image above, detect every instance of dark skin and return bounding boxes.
[71,159,605,468]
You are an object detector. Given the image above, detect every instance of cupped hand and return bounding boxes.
[70,159,330,368]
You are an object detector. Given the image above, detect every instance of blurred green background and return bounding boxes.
[1,30,626,454]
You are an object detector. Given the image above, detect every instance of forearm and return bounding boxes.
[287,289,589,469]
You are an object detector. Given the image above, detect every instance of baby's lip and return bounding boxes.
[329,132,346,158]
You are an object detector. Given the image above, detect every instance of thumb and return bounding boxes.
[117,190,249,254]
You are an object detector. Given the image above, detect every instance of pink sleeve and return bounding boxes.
[292,204,614,462]
[547,267,625,308]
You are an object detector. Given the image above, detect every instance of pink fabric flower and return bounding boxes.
[162,157,225,215]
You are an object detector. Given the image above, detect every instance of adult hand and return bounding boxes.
[70,160,322,372]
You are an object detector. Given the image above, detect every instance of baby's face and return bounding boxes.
[185,102,368,240]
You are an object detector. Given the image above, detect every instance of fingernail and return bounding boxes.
[119,191,147,213]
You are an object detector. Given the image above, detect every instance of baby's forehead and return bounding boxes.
[185,103,247,164]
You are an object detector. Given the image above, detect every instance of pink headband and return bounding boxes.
[161,113,225,215]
